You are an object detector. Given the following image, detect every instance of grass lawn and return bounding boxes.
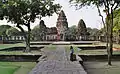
[65,45,88,53]
[77,50,120,55]
[0,62,36,74]
[0,43,43,55]
[0,43,25,50]
[0,50,42,55]
[65,44,120,55]
[84,61,120,74]
[97,42,120,48]
[44,44,57,51]
[0,64,18,74]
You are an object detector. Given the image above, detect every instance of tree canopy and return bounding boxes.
[69,0,120,8]
[113,8,120,32]
[0,25,11,36]
[66,25,77,41]
[39,20,47,41]
[6,27,21,36]
[0,0,61,52]
[31,25,40,39]
[69,0,120,65]
[87,27,99,36]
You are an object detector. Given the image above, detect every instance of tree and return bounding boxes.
[0,0,61,52]
[39,20,47,41]
[31,25,40,40]
[0,25,11,41]
[86,27,100,40]
[66,25,77,41]
[6,27,20,36]
[112,8,120,43]
[87,27,99,36]
[0,25,11,36]
[31,20,47,41]
[69,0,120,65]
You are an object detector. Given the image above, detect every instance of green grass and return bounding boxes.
[13,62,36,74]
[65,44,120,55]
[0,64,19,74]
[0,43,43,55]
[0,50,42,55]
[44,44,57,51]
[77,49,120,55]
[0,43,25,50]
[0,62,36,74]
[84,61,120,74]
[65,45,84,53]
[65,45,78,54]
[78,50,107,55]
[98,42,120,48]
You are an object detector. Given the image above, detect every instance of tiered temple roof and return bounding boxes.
[77,19,87,35]
[56,10,68,29]
[56,10,68,40]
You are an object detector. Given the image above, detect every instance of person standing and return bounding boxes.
[70,46,74,61]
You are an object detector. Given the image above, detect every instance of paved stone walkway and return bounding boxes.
[29,45,87,74]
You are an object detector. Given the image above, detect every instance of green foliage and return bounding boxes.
[31,20,47,40]
[0,0,61,26]
[66,25,77,41]
[31,25,40,40]
[0,25,11,36]
[69,0,120,8]
[87,27,99,36]
[39,20,47,41]
[6,27,20,36]
[0,0,61,52]
[113,8,120,32]
[31,25,40,37]
[69,0,120,65]
[0,62,36,74]
[112,8,120,44]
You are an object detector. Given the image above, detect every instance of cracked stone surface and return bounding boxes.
[29,45,87,74]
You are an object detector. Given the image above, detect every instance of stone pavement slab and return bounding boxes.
[29,45,87,74]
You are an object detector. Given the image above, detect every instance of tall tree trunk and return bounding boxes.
[106,18,109,60]
[16,24,28,52]
[96,5,109,59]
[25,24,31,52]
[108,9,113,65]
[108,22,113,65]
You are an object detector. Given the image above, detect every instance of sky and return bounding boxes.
[0,0,106,30]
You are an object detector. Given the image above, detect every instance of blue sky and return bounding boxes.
[0,0,106,30]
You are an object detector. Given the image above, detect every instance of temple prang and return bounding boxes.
[56,10,68,41]
[33,10,89,41]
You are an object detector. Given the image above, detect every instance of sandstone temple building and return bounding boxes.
[38,10,69,41]
[0,10,89,42]
[56,10,68,41]
[39,10,88,41]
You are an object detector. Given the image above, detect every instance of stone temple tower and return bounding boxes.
[56,10,68,41]
[77,19,88,40]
